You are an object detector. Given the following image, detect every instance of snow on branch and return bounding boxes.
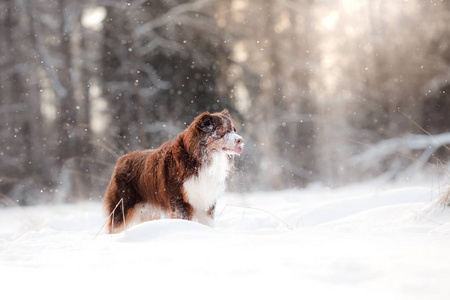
[405,132,450,151]
[137,36,186,56]
[352,133,450,176]
[135,0,216,37]
[140,64,171,90]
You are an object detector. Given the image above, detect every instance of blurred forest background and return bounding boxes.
[1,0,450,205]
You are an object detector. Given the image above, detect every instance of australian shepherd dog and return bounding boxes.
[103,110,243,233]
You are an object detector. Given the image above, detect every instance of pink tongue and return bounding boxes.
[234,146,243,155]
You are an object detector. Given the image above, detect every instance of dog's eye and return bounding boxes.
[214,128,226,139]
[224,129,233,136]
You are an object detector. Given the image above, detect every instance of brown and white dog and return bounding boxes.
[103,110,243,233]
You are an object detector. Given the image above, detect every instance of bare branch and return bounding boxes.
[135,0,216,37]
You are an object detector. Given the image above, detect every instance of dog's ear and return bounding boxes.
[196,112,215,133]
[220,109,231,118]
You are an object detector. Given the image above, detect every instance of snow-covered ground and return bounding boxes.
[1,181,450,299]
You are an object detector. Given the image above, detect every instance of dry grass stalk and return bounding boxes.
[401,111,450,207]
[439,183,450,207]
[94,197,125,239]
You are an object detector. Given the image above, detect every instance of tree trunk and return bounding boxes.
[56,0,77,166]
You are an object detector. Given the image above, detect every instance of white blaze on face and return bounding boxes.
[222,131,244,155]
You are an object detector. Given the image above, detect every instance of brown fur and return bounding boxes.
[103,110,242,233]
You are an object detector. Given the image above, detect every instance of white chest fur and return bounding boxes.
[183,152,231,212]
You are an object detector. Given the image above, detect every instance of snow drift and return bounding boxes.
[1,182,450,299]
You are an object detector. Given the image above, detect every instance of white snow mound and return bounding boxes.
[1,182,450,300]
[118,218,214,242]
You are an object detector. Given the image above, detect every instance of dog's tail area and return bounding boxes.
[103,168,140,233]
[104,196,126,234]
[103,152,150,233]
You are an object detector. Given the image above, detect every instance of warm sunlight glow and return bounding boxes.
[322,11,339,30]
[82,6,106,31]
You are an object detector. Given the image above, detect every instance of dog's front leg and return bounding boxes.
[196,205,215,227]
[170,196,194,221]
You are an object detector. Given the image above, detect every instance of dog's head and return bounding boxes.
[194,110,244,155]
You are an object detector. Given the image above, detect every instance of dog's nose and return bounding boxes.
[234,134,243,144]
[229,132,243,145]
